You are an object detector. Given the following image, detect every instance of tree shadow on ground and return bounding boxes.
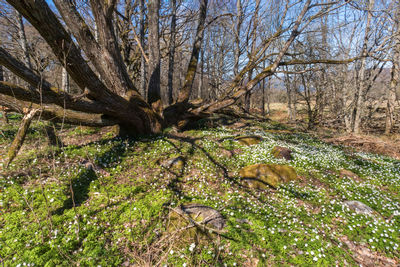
[53,137,132,215]
[53,166,98,215]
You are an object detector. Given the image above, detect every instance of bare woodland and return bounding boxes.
[0,0,399,138]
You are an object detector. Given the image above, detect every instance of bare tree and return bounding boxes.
[385,1,400,134]
[147,0,161,111]
[0,0,362,140]
[353,0,375,134]
[167,0,177,105]
[139,0,146,99]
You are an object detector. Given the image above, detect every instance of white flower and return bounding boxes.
[170,250,174,255]
[189,243,196,252]
[313,256,318,261]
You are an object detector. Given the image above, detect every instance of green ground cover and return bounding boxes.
[1,117,399,266]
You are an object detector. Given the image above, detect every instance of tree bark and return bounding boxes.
[0,93,115,127]
[233,0,243,76]
[5,108,38,167]
[61,67,70,93]
[285,73,294,122]
[0,0,354,137]
[7,0,161,134]
[15,11,32,69]
[147,0,162,110]
[245,73,252,113]
[176,0,208,104]
[167,0,177,105]
[353,0,375,134]
[139,0,147,99]
[197,40,205,99]
[385,3,400,135]
[0,65,6,124]
[244,0,259,114]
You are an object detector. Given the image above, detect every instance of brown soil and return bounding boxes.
[324,134,400,160]
[339,236,399,267]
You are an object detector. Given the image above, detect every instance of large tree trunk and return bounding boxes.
[147,0,162,111]
[176,0,208,104]
[163,0,208,127]
[244,0,259,114]
[9,0,161,134]
[167,0,177,105]
[353,0,375,134]
[139,0,147,100]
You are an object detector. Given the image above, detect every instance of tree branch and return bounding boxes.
[193,0,313,115]
[0,47,51,90]
[5,0,162,134]
[89,0,136,96]
[0,82,106,115]
[176,0,209,104]
[0,94,116,127]
[6,0,121,104]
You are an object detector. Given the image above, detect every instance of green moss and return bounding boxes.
[1,119,399,266]
[239,163,298,188]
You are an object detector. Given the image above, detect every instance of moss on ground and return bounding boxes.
[0,117,399,266]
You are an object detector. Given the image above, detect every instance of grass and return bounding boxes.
[0,116,399,266]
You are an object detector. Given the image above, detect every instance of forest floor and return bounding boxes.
[0,111,399,266]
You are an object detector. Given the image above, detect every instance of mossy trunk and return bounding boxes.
[5,108,38,167]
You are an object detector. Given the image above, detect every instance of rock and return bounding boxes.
[167,204,225,242]
[343,200,375,216]
[165,156,185,172]
[235,135,263,146]
[177,204,225,230]
[271,146,292,160]
[239,163,297,189]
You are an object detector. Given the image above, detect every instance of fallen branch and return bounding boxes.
[5,108,39,167]
[0,93,116,127]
